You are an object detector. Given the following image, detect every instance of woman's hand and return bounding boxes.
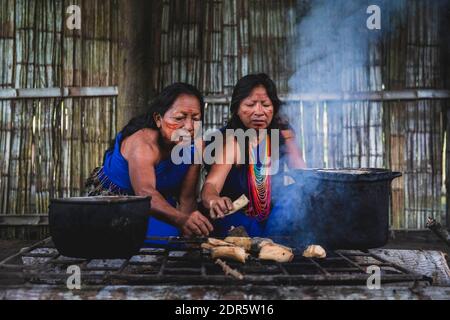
[180,211,214,237]
[209,197,234,219]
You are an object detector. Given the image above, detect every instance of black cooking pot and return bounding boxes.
[49,196,151,259]
[274,168,401,250]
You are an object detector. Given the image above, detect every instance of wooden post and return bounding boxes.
[447,106,450,229]
[117,0,154,131]
[443,5,450,229]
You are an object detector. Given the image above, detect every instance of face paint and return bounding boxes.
[237,86,274,129]
[164,121,181,130]
[158,94,202,146]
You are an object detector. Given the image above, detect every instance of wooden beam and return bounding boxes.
[3,89,448,102]
[0,215,48,226]
[16,88,67,99]
[68,87,118,97]
[204,90,450,104]
[0,89,16,99]
[0,87,118,100]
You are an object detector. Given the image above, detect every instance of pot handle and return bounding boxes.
[390,171,402,180]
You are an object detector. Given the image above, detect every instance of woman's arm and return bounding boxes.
[125,133,213,236]
[281,129,307,169]
[201,138,239,218]
[127,140,188,227]
[178,164,201,214]
[201,163,234,216]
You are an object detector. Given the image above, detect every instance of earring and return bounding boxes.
[154,114,161,128]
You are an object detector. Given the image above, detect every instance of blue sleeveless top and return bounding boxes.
[102,132,194,243]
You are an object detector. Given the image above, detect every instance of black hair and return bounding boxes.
[222,74,291,166]
[226,73,290,130]
[105,82,204,156]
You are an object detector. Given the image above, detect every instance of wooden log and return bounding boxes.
[369,249,450,286]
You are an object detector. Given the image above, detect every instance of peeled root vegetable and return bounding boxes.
[258,243,294,263]
[208,238,234,247]
[224,237,252,251]
[211,246,249,263]
[303,245,327,259]
[250,237,274,252]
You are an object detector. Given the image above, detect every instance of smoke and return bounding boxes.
[268,173,318,248]
[268,0,450,248]
[268,0,409,248]
[289,0,404,94]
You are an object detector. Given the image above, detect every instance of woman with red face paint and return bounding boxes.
[201,74,306,238]
[86,83,213,242]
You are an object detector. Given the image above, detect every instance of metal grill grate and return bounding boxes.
[0,237,429,286]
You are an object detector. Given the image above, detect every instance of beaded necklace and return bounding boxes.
[247,134,272,221]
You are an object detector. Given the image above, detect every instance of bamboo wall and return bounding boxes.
[0,0,118,238]
[149,0,297,96]
[0,0,449,237]
[383,1,447,229]
[146,0,300,150]
[281,0,448,229]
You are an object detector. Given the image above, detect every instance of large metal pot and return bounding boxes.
[278,168,402,250]
[49,196,151,259]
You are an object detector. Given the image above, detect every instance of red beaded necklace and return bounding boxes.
[247,135,272,221]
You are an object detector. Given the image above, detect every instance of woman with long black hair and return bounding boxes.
[201,74,306,237]
[86,83,213,240]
